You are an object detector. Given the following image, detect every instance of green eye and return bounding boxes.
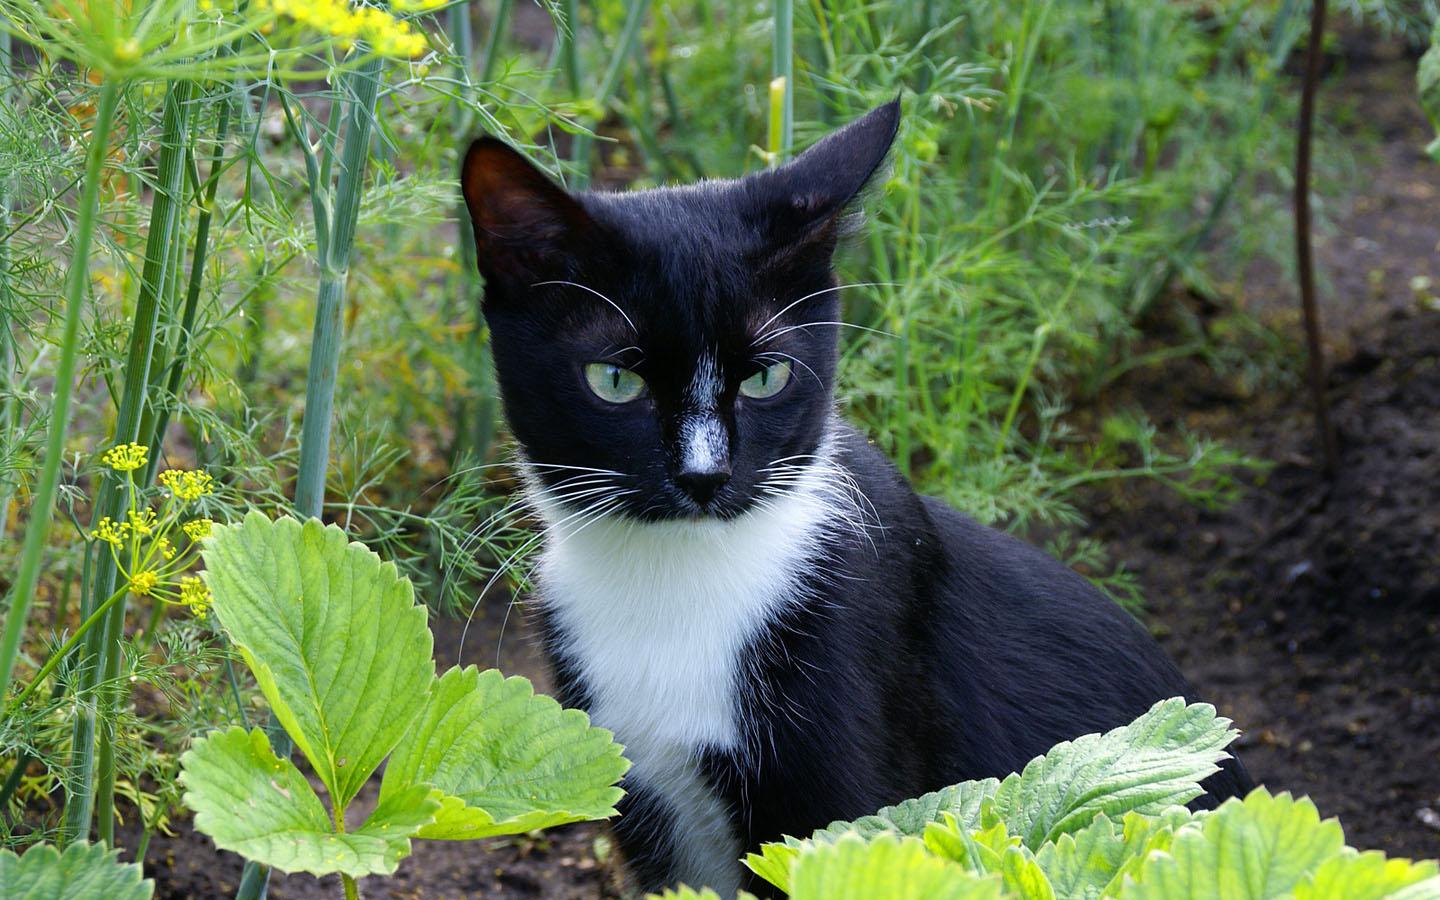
[584,363,647,403]
[739,360,792,399]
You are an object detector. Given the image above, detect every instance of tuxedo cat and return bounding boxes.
[459,101,1252,897]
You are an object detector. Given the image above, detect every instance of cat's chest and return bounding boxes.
[534,498,827,755]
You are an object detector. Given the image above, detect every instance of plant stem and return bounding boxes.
[79,78,195,849]
[9,587,127,711]
[294,55,383,519]
[479,0,513,84]
[0,79,122,709]
[238,52,384,900]
[1295,0,1337,474]
[568,0,651,188]
[0,25,16,541]
[771,0,794,163]
[143,81,238,486]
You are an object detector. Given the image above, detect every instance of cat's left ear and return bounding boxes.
[747,98,901,257]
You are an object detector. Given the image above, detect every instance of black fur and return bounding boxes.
[461,101,1252,896]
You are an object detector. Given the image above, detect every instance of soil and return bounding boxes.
[107,26,1440,900]
[1081,42,1440,861]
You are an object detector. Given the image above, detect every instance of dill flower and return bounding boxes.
[128,571,160,597]
[102,442,149,472]
[180,577,213,619]
[130,508,158,536]
[183,519,214,541]
[159,469,216,502]
[90,517,130,547]
[158,537,178,560]
[257,0,430,58]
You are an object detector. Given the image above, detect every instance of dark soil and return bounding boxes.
[1082,46,1440,860]
[122,26,1440,900]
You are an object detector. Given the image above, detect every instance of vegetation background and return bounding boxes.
[0,0,1437,896]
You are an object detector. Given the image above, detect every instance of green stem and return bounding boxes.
[67,78,195,848]
[143,81,237,487]
[568,0,651,188]
[0,79,122,710]
[9,587,128,711]
[771,0,794,163]
[238,52,384,900]
[0,26,16,541]
[478,0,513,84]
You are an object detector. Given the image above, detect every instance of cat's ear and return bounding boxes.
[748,99,900,257]
[460,137,598,283]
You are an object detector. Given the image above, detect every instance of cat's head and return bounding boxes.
[461,101,898,521]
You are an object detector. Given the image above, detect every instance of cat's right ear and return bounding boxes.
[460,137,597,283]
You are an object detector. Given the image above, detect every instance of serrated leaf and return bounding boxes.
[993,698,1237,848]
[1002,844,1058,900]
[1033,813,1127,900]
[379,666,627,839]
[1121,788,1344,900]
[179,726,438,878]
[815,778,1002,842]
[0,842,152,900]
[1294,850,1439,900]
[745,779,1001,893]
[201,512,435,808]
[789,834,1004,900]
[745,843,803,894]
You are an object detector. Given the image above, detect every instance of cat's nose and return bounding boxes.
[676,464,731,505]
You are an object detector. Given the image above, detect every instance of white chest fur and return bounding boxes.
[529,467,841,896]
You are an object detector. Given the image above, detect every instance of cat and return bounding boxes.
[459,100,1252,898]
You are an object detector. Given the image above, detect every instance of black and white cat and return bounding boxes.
[460,101,1252,897]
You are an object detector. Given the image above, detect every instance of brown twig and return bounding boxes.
[1296,0,1339,474]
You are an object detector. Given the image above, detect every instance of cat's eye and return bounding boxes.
[584,363,647,404]
[739,360,792,399]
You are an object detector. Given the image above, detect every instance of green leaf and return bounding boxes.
[379,666,628,840]
[179,726,439,878]
[788,834,1004,900]
[1419,19,1440,127]
[201,512,435,808]
[1294,850,1440,900]
[746,777,1004,892]
[745,843,803,895]
[1392,877,1440,900]
[816,778,1003,842]
[1033,813,1127,900]
[992,698,1237,848]
[0,842,152,900]
[1033,807,1199,900]
[1121,788,1344,900]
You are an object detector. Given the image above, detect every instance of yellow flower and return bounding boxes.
[180,577,213,619]
[128,571,159,597]
[130,508,158,536]
[256,0,430,58]
[183,518,214,541]
[102,443,149,472]
[158,537,177,560]
[159,469,215,502]
[90,517,129,547]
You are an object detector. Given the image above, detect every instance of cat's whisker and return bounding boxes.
[532,280,638,333]
[756,350,820,386]
[755,320,896,346]
[462,488,636,666]
[750,282,898,340]
[492,491,638,667]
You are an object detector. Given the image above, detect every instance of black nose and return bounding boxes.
[675,465,731,505]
